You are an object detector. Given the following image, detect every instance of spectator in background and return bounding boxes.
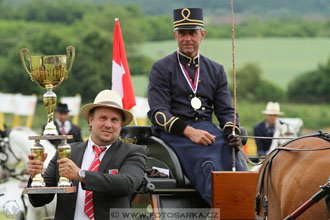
[254,102,283,156]
[42,103,83,147]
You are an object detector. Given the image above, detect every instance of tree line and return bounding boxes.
[118,0,330,17]
[230,60,330,104]
[0,0,328,103]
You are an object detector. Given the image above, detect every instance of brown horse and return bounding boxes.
[255,131,330,220]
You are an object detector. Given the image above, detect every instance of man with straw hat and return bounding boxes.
[147,8,246,206]
[254,101,284,156]
[27,90,146,220]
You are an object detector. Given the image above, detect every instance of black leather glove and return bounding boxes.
[225,133,242,150]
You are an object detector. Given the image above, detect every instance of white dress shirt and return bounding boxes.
[56,119,72,134]
[73,137,111,220]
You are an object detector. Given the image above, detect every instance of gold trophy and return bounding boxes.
[20,46,75,135]
[30,140,46,187]
[57,139,72,187]
[20,47,76,191]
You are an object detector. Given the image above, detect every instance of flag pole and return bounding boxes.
[129,108,138,125]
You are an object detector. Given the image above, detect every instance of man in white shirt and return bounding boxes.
[27,90,146,220]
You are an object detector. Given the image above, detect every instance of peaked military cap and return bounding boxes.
[173,8,204,30]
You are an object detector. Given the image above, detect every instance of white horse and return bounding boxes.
[251,119,300,171]
[0,127,56,220]
[268,121,298,153]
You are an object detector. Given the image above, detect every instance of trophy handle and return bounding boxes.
[65,46,75,74]
[20,48,33,81]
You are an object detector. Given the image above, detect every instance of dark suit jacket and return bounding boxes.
[42,121,83,146]
[28,140,146,220]
[253,120,273,156]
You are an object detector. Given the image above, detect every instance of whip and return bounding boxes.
[230,0,237,171]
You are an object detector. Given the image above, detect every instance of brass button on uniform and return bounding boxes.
[202,117,206,120]
[189,94,193,98]
[195,117,198,121]
[201,107,205,111]
[198,80,201,84]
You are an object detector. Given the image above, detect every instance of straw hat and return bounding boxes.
[81,90,133,126]
[262,102,284,115]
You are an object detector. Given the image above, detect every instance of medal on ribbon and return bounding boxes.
[177,51,201,110]
[191,96,202,109]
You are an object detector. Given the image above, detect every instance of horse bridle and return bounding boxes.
[255,130,330,220]
[0,129,22,175]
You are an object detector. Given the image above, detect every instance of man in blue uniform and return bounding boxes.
[147,8,247,206]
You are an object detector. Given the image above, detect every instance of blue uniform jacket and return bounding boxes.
[253,120,273,156]
[148,51,239,135]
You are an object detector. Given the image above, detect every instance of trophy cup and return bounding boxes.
[30,139,46,187]
[57,139,72,187]
[20,47,76,192]
[20,46,75,135]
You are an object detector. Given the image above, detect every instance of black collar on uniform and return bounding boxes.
[178,50,199,67]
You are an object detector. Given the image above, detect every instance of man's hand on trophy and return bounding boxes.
[57,158,80,180]
[27,152,48,178]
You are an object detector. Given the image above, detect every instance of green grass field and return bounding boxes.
[142,37,330,89]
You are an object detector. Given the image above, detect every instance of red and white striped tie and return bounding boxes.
[61,124,66,135]
[84,145,107,220]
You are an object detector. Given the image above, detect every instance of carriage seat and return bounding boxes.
[119,125,249,190]
[119,126,191,189]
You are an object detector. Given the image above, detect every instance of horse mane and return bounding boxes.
[12,126,39,135]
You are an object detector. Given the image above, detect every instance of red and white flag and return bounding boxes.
[112,18,136,110]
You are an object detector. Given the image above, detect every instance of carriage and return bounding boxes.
[119,125,330,220]
[1,125,330,220]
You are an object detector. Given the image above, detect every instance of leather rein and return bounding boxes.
[255,130,330,220]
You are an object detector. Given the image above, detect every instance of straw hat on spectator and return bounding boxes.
[262,102,284,116]
[81,90,133,126]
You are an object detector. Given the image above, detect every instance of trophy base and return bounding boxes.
[31,173,45,187]
[43,129,59,136]
[58,176,72,187]
[30,181,46,188]
[29,135,73,141]
[58,182,72,187]
[24,186,76,194]
[43,120,59,136]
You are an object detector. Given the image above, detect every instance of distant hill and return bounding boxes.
[116,0,330,19]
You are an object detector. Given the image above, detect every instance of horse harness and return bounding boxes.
[255,131,330,220]
[0,128,22,174]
